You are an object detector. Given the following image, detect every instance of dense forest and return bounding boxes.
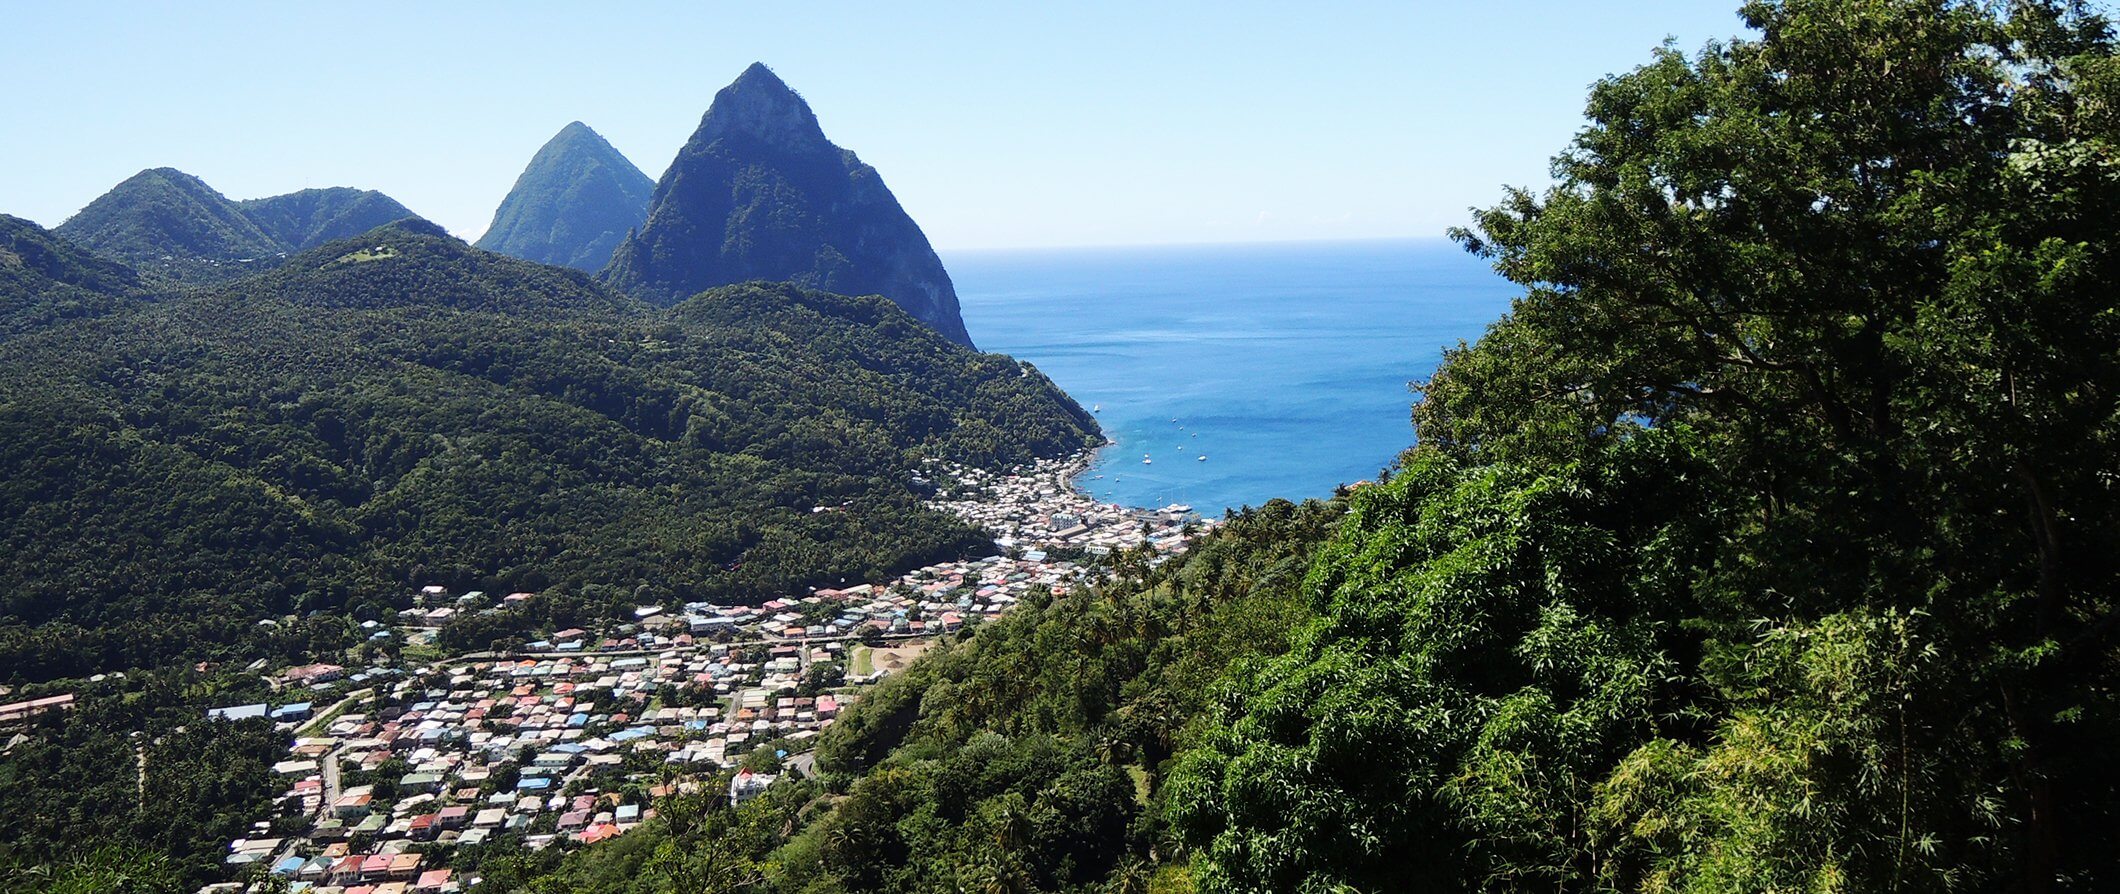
[0,219,1096,683]
[0,213,147,340]
[497,1,2120,891]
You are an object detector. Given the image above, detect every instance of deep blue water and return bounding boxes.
[949,239,1520,513]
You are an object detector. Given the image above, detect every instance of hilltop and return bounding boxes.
[53,168,423,286]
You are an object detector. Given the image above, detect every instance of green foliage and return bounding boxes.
[0,679,282,890]
[54,167,283,286]
[476,121,656,272]
[0,214,146,341]
[1177,1,2120,890]
[237,187,419,253]
[52,168,421,287]
[0,221,1096,681]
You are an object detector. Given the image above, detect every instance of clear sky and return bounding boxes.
[1,2,1748,250]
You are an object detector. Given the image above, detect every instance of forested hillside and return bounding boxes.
[53,168,424,286]
[0,220,1096,683]
[0,213,147,340]
[505,2,2120,891]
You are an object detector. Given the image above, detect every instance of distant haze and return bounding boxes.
[0,2,1744,250]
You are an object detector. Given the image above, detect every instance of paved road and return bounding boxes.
[321,742,345,812]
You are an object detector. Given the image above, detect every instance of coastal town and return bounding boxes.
[197,454,1210,894]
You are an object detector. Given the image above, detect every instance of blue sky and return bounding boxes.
[2,2,1747,250]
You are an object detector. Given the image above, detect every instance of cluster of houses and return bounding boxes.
[925,455,1207,556]
[215,841,456,894]
[208,455,1212,892]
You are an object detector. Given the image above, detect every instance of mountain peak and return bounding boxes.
[475,121,655,271]
[695,62,827,151]
[600,65,975,347]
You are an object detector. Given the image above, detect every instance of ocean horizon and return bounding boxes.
[950,238,1521,513]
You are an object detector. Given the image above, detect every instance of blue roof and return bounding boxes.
[273,856,306,875]
[517,776,553,790]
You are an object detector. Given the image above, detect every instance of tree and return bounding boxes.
[1178,1,2120,891]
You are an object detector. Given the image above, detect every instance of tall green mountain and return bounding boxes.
[54,168,425,287]
[55,167,284,285]
[0,213,147,340]
[238,186,419,251]
[475,121,655,271]
[601,63,975,347]
[0,219,1096,682]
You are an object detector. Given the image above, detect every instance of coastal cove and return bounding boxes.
[952,238,1518,512]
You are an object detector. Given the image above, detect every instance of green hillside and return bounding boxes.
[54,167,284,285]
[0,221,1096,682]
[239,186,421,251]
[0,213,147,340]
[53,169,426,287]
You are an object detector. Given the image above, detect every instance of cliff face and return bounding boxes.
[475,122,654,272]
[600,63,974,347]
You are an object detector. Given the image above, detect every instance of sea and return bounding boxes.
[949,238,1521,514]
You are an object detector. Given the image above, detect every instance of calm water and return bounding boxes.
[950,239,1519,512]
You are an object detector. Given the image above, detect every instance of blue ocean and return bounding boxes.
[949,239,1521,513]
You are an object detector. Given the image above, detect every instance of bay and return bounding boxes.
[950,238,1520,513]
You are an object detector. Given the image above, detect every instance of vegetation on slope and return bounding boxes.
[1177,1,2120,889]
[476,121,656,272]
[54,167,284,286]
[0,221,1096,683]
[53,169,424,287]
[238,186,421,252]
[0,213,147,340]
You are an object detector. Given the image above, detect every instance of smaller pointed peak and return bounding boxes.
[558,120,594,136]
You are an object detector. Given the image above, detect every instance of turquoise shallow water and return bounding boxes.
[949,239,1520,513]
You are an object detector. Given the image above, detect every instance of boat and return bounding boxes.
[1143,454,1153,465]
[1198,455,1207,461]
[1093,404,1101,412]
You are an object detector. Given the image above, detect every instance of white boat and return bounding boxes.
[1198,455,1207,461]
[1143,455,1153,465]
